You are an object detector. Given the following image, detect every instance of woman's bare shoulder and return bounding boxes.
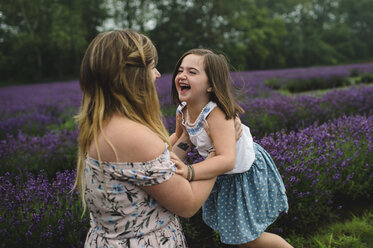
[102,116,166,162]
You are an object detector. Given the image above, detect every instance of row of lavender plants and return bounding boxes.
[1,114,371,247]
[260,115,373,231]
[0,62,372,246]
[0,170,89,247]
[265,70,373,93]
[1,84,372,178]
[183,114,373,247]
[164,84,373,138]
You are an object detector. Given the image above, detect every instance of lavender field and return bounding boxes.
[1,63,373,247]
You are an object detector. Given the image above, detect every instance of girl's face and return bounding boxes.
[174,54,211,106]
[150,60,161,82]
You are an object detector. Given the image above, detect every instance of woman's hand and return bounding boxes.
[234,115,243,141]
[202,120,216,158]
[171,152,188,179]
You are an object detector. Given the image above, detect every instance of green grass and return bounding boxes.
[274,74,373,97]
[278,82,373,97]
[288,210,373,247]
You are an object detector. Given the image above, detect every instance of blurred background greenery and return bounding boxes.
[0,0,372,84]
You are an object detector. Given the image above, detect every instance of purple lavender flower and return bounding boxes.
[0,62,372,243]
[0,170,89,247]
[258,114,373,230]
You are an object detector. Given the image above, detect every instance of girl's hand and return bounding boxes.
[170,152,188,179]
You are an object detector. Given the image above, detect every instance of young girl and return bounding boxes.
[170,49,292,248]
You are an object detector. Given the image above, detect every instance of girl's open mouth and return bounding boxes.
[180,83,191,91]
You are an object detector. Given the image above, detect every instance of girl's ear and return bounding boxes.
[207,87,213,92]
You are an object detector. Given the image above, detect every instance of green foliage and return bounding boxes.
[264,0,373,68]
[49,119,76,132]
[266,76,351,93]
[350,69,360,77]
[180,211,222,248]
[2,0,373,81]
[360,73,373,84]
[48,107,79,132]
[288,211,373,248]
[149,0,287,73]
[0,0,108,83]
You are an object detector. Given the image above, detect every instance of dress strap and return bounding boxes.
[177,101,217,135]
[199,101,217,123]
[176,101,186,114]
[177,102,187,127]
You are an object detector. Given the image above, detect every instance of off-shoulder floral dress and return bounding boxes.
[84,145,187,247]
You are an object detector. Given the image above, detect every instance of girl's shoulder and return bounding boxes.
[206,105,226,124]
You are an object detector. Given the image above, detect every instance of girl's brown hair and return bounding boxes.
[171,48,244,119]
[74,30,169,212]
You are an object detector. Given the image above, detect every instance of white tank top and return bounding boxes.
[177,101,255,174]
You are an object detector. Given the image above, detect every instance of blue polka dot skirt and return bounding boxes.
[202,142,289,245]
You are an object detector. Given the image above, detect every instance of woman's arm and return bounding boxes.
[142,152,216,218]
[90,117,217,218]
[116,122,214,218]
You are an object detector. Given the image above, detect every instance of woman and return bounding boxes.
[74,30,239,247]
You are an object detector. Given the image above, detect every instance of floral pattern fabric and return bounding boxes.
[84,145,187,247]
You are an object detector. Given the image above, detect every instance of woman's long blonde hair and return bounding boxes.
[73,30,170,212]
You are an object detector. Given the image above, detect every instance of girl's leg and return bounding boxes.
[237,232,293,248]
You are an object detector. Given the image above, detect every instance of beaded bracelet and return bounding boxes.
[187,165,195,181]
[189,165,195,181]
[187,165,191,181]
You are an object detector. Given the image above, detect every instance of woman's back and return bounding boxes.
[84,115,187,247]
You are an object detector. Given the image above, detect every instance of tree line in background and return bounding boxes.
[0,0,372,84]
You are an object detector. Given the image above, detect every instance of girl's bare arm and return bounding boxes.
[189,107,236,180]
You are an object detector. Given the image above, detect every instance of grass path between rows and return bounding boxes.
[288,208,373,247]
